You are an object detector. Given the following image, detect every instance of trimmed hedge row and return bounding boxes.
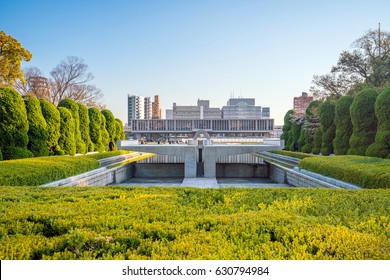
[85,150,131,160]
[0,156,99,186]
[298,155,390,189]
[271,150,317,160]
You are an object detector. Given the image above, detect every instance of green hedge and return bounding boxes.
[85,150,131,160]
[271,150,317,159]
[0,156,99,186]
[298,155,390,189]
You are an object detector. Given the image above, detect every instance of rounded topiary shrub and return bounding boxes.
[281,109,294,150]
[366,87,390,158]
[101,109,117,143]
[24,95,49,157]
[319,100,336,156]
[0,87,33,160]
[58,98,85,154]
[100,112,110,152]
[348,88,379,155]
[57,106,76,156]
[78,103,91,153]
[333,96,354,155]
[88,108,102,152]
[40,99,61,154]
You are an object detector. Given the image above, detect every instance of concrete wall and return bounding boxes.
[268,163,342,188]
[134,163,184,178]
[216,163,268,178]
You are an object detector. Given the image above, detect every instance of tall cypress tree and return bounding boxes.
[333,96,354,155]
[88,108,102,152]
[58,98,86,154]
[348,88,379,155]
[281,110,294,150]
[78,102,91,153]
[0,87,33,160]
[366,87,390,158]
[319,100,336,156]
[24,95,49,157]
[40,99,62,155]
[57,107,76,156]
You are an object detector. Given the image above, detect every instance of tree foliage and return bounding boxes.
[100,113,109,152]
[311,28,390,99]
[78,102,91,153]
[319,100,336,156]
[57,107,76,156]
[365,87,390,158]
[101,109,117,143]
[49,56,103,106]
[348,88,379,155]
[24,96,49,157]
[281,110,294,150]
[333,96,354,155]
[311,128,323,155]
[300,100,321,153]
[88,108,102,152]
[58,98,86,154]
[114,118,126,143]
[0,87,33,160]
[40,99,62,155]
[0,31,32,87]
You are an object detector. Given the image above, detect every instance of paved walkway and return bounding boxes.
[181,178,220,188]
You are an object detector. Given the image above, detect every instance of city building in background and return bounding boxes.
[127,94,145,123]
[144,97,152,120]
[152,95,161,119]
[128,94,162,123]
[293,92,313,114]
[127,96,274,141]
[222,98,269,119]
[166,99,222,120]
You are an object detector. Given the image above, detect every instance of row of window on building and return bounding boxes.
[128,95,271,124]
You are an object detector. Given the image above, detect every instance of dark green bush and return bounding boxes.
[101,109,117,146]
[58,107,76,156]
[311,128,323,155]
[333,96,354,155]
[366,87,390,158]
[24,96,49,157]
[319,100,336,156]
[348,88,379,155]
[0,87,33,160]
[100,113,109,152]
[78,103,92,153]
[58,98,86,154]
[301,100,321,153]
[281,110,294,150]
[299,155,390,189]
[40,99,62,154]
[288,122,301,151]
[88,108,102,152]
[0,156,99,186]
[115,118,126,142]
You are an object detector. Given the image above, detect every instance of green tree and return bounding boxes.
[319,100,336,156]
[57,107,76,155]
[281,110,294,150]
[288,121,302,151]
[101,109,117,148]
[88,108,102,152]
[300,100,321,153]
[24,95,49,157]
[100,113,109,152]
[366,87,390,158]
[312,129,323,155]
[114,118,126,143]
[78,102,91,152]
[0,87,33,159]
[333,96,354,155]
[40,99,62,155]
[58,98,86,154]
[348,88,379,155]
[0,31,32,87]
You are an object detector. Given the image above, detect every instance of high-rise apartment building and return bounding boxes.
[128,94,145,124]
[293,92,313,114]
[152,95,161,119]
[144,97,152,119]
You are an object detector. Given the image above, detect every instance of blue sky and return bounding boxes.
[2,0,390,125]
